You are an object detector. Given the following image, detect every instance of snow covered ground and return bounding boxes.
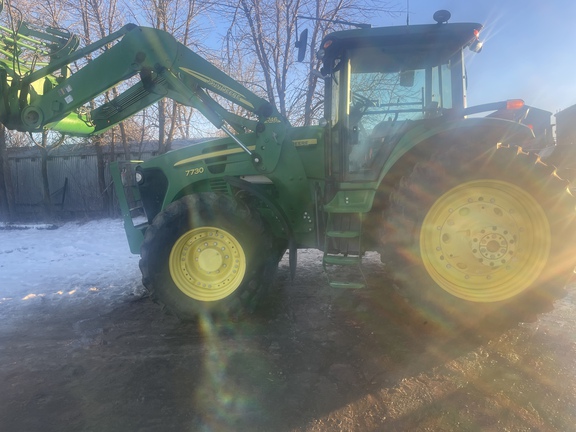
[0,219,143,306]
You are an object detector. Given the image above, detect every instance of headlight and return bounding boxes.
[135,169,144,184]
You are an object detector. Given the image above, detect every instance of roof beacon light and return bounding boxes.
[506,99,525,110]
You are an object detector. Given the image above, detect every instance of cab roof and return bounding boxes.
[321,22,483,56]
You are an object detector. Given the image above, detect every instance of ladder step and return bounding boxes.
[326,230,361,239]
[329,281,365,289]
[134,221,149,230]
[324,255,361,266]
[324,190,375,213]
[323,210,367,290]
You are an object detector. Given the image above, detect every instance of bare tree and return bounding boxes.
[0,125,15,221]
[29,132,66,219]
[0,0,68,219]
[0,0,22,219]
[70,0,139,213]
[128,0,213,153]
[221,0,397,125]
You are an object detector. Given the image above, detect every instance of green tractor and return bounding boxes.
[1,5,574,324]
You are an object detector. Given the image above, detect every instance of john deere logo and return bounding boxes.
[180,67,254,109]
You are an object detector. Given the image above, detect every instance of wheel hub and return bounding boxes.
[169,226,246,302]
[472,227,515,266]
[197,246,223,273]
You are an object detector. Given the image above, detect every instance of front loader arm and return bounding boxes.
[0,14,287,141]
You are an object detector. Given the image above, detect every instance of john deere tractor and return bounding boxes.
[1,4,574,324]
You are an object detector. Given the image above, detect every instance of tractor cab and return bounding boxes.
[318,13,483,181]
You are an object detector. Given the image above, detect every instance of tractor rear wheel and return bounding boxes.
[139,193,277,320]
[382,143,576,330]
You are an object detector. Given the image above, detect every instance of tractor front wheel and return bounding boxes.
[139,193,275,320]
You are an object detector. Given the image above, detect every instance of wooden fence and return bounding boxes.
[4,141,191,219]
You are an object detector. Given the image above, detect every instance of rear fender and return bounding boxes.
[378,117,535,186]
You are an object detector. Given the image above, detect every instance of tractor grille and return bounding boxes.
[209,178,230,193]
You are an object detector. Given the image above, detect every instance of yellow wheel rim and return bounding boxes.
[420,180,551,302]
[169,226,246,302]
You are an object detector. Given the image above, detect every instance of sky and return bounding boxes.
[375,0,576,115]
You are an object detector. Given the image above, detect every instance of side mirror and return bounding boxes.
[295,28,308,62]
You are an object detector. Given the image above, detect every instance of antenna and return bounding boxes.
[406,0,410,26]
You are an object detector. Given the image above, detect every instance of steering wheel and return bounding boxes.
[350,92,375,125]
[351,92,375,112]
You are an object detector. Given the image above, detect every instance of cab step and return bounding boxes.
[326,229,361,238]
[328,280,365,289]
[323,254,361,266]
[322,211,367,289]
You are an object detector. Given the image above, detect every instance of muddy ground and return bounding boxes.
[1,250,575,431]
